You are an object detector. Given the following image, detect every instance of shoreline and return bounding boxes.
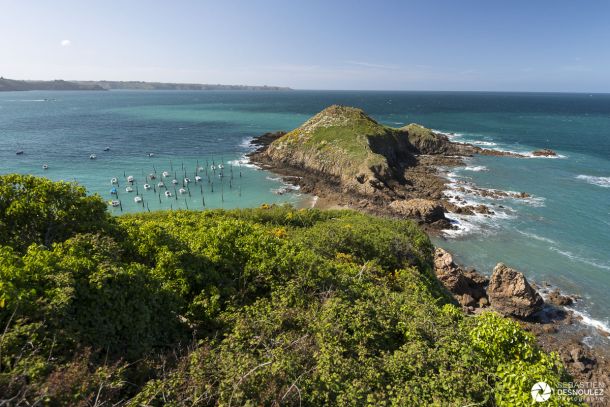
[246,129,610,395]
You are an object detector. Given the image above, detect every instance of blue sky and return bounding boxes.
[1,0,609,91]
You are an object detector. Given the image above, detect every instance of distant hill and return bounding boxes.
[0,77,105,91]
[0,77,291,92]
[75,80,291,91]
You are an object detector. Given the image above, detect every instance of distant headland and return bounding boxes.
[0,77,292,92]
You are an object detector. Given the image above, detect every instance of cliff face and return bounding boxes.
[261,105,451,196]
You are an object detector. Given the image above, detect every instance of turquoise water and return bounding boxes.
[1,90,609,333]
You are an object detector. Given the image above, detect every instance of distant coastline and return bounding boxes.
[0,77,291,92]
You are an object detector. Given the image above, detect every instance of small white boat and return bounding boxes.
[127,175,134,183]
[158,182,165,188]
[144,183,151,190]
[111,177,118,185]
[184,177,191,184]
[109,200,120,207]
[211,164,216,171]
[89,154,97,160]
[149,173,156,180]
[162,171,170,178]
[195,175,202,182]
[197,166,204,172]
[179,188,187,194]
[148,152,155,157]
[125,186,134,193]
[164,191,172,198]
[134,196,143,203]
[172,179,179,185]
[42,164,49,170]
[218,164,224,170]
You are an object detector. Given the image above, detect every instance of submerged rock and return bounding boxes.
[547,288,574,306]
[487,263,543,318]
[532,149,557,157]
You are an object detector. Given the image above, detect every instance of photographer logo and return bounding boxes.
[531,382,552,402]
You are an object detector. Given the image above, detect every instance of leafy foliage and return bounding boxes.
[0,176,581,406]
[0,174,110,251]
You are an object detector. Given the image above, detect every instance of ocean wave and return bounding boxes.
[227,155,259,169]
[265,176,283,182]
[463,165,488,172]
[470,140,497,147]
[239,136,255,149]
[549,247,610,271]
[433,129,567,159]
[515,230,557,244]
[521,151,567,159]
[445,177,545,208]
[570,309,610,336]
[576,174,610,188]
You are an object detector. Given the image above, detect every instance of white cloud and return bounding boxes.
[60,39,71,47]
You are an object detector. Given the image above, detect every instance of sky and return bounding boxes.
[1,0,609,91]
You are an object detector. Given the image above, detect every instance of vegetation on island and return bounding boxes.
[0,174,581,406]
[261,105,461,196]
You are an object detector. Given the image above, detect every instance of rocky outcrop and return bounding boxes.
[547,288,574,306]
[487,263,543,318]
[433,248,488,308]
[247,105,542,229]
[532,149,557,157]
[390,199,447,225]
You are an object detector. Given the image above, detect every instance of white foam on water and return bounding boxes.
[515,230,557,245]
[463,165,488,172]
[433,129,567,159]
[471,140,497,146]
[239,136,255,149]
[576,174,610,188]
[549,247,610,272]
[227,155,259,169]
[570,309,610,336]
[521,151,568,159]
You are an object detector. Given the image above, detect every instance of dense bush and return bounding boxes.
[0,176,581,406]
[0,174,110,251]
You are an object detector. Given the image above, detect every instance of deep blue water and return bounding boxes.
[1,90,609,336]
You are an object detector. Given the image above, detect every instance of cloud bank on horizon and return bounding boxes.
[1,0,609,91]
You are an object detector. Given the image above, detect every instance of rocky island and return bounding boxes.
[249,105,529,230]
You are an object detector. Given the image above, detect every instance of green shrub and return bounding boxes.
[0,177,583,406]
[0,174,111,252]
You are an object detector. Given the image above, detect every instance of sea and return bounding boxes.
[1,90,609,341]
